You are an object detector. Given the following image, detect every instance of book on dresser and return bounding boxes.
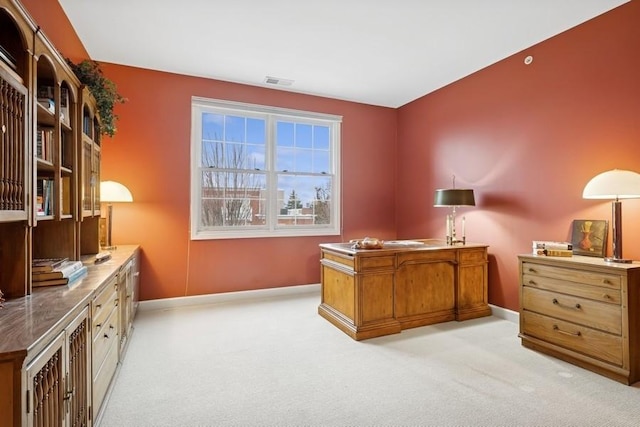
[32,260,83,281]
[33,264,88,288]
[32,257,69,273]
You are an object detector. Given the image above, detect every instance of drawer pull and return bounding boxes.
[95,323,102,328]
[603,294,611,300]
[96,304,102,309]
[553,325,582,337]
[104,333,110,339]
[528,268,537,273]
[552,298,581,310]
[528,280,537,285]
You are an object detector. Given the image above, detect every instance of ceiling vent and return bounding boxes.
[264,76,294,86]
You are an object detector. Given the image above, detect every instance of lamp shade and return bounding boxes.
[434,189,475,207]
[100,181,133,203]
[583,169,640,200]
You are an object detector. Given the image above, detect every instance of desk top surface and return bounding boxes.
[320,239,487,256]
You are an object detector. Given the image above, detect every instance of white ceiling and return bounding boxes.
[58,0,628,108]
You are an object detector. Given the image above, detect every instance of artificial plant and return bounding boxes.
[66,59,126,137]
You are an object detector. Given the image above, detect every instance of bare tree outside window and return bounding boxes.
[313,181,331,224]
[201,136,265,227]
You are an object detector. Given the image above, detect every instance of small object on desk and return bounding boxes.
[95,251,112,264]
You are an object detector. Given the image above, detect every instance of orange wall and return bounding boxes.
[397,1,640,310]
[23,1,640,308]
[97,65,397,300]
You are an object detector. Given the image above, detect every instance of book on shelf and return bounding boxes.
[32,260,84,281]
[534,248,573,257]
[32,257,69,273]
[61,176,72,216]
[36,178,53,216]
[36,127,54,162]
[532,241,573,251]
[33,265,88,288]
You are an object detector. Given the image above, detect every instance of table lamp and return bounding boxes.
[434,175,475,245]
[100,180,133,250]
[583,169,640,263]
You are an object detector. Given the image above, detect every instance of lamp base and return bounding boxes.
[604,257,633,264]
[447,236,466,246]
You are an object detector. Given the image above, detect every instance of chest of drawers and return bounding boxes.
[518,254,640,385]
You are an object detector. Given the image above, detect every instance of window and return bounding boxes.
[191,97,341,239]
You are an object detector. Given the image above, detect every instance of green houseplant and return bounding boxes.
[66,59,126,137]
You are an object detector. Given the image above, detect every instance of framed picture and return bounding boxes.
[571,219,608,257]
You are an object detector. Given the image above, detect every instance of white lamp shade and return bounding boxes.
[582,169,640,200]
[100,181,133,203]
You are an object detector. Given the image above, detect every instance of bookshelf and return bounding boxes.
[0,0,102,298]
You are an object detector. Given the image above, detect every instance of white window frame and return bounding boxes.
[190,97,341,240]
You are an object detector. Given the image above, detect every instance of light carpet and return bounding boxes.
[99,290,640,427]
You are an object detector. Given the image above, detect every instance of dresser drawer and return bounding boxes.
[92,285,117,341]
[522,287,621,335]
[522,262,620,289]
[522,311,622,366]
[522,273,621,305]
[92,305,118,374]
[93,333,119,414]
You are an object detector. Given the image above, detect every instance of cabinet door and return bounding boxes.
[25,333,65,427]
[395,259,455,318]
[64,308,90,427]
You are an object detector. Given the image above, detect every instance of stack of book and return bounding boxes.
[532,241,573,257]
[32,258,88,287]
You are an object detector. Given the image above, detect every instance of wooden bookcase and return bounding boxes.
[0,0,102,298]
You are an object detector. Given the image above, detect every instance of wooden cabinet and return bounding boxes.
[91,275,119,419]
[0,0,102,299]
[0,245,140,427]
[319,240,491,340]
[25,307,90,427]
[117,256,139,358]
[518,254,640,385]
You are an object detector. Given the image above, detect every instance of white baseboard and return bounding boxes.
[139,284,520,325]
[489,304,519,324]
[139,283,321,312]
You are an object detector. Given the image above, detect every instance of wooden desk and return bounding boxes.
[318,239,491,340]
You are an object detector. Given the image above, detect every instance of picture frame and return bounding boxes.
[571,219,608,257]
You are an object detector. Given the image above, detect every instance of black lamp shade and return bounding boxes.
[434,189,475,207]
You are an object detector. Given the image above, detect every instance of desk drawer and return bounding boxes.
[397,250,456,266]
[359,255,395,271]
[522,262,620,289]
[322,251,354,269]
[522,311,622,366]
[522,287,621,335]
[459,249,487,264]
